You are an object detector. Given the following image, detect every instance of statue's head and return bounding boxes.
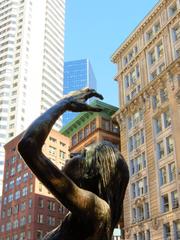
[63,141,129,229]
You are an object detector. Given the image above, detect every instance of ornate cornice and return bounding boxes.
[111,0,176,64]
[113,10,180,78]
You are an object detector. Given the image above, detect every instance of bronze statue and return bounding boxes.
[18,88,129,240]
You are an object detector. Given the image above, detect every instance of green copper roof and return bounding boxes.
[60,100,118,137]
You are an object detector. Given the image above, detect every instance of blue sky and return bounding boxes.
[64,0,159,107]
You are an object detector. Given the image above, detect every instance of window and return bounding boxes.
[168,2,177,17]
[147,29,153,41]
[102,119,110,131]
[37,214,43,224]
[78,130,83,141]
[48,201,56,211]
[23,172,28,182]
[48,216,55,226]
[13,219,18,229]
[9,180,14,189]
[166,135,173,154]
[22,186,28,196]
[72,134,77,146]
[171,190,179,209]
[20,202,26,211]
[157,42,163,58]
[90,120,96,132]
[161,194,169,212]
[152,95,160,110]
[129,137,133,152]
[149,50,156,65]
[49,146,56,155]
[10,167,15,176]
[84,125,90,137]
[154,116,162,134]
[38,198,44,208]
[160,88,168,102]
[16,176,21,185]
[146,21,160,42]
[29,199,32,208]
[168,162,176,182]
[36,230,43,240]
[49,136,56,143]
[59,150,65,159]
[173,220,180,240]
[17,163,22,172]
[157,141,165,160]
[159,167,167,186]
[8,194,13,203]
[112,123,119,133]
[163,223,171,240]
[164,110,171,128]
[172,24,180,42]
[20,216,26,227]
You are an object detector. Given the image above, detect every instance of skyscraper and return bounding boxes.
[62,59,97,126]
[0,0,65,194]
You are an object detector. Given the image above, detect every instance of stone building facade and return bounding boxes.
[111,0,180,239]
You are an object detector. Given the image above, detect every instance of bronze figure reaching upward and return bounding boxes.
[18,88,129,240]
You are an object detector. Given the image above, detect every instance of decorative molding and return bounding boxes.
[152,217,160,230]
[125,228,131,239]
[111,11,180,67]
[175,89,180,104]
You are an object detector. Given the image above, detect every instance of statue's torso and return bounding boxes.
[43,204,111,240]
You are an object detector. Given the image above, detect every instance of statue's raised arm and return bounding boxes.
[18,88,129,240]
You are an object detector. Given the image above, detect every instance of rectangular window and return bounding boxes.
[168,2,177,17]
[157,141,165,160]
[168,162,176,182]
[154,116,162,134]
[166,135,174,154]
[157,42,164,58]
[72,134,77,146]
[172,24,180,41]
[159,167,167,186]
[149,50,156,65]
[84,125,90,137]
[90,120,96,132]
[173,220,180,240]
[161,194,169,212]
[163,223,171,240]
[37,214,43,224]
[102,119,110,131]
[78,130,83,141]
[164,110,171,128]
[171,190,179,209]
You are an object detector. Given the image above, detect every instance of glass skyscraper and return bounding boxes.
[63,59,97,126]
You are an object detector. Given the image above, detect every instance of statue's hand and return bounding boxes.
[64,88,104,112]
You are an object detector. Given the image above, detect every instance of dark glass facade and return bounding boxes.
[62,59,97,126]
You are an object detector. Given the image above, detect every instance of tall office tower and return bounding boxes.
[0,0,65,194]
[62,59,97,126]
[112,0,180,239]
[0,130,70,240]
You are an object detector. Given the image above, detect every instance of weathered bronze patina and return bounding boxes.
[18,88,129,240]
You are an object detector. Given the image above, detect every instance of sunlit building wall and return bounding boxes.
[112,0,180,239]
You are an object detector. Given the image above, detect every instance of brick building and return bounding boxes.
[0,130,70,240]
